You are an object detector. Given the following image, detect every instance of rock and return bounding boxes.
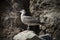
[41,25,46,30]
[39,31,45,35]
[39,33,52,40]
[27,36,41,40]
[53,29,60,40]
[13,30,41,40]
[30,0,60,40]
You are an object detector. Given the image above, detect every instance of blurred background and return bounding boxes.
[0,0,60,40]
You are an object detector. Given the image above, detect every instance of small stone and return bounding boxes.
[41,25,46,30]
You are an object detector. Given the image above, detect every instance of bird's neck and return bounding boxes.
[21,12,24,15]
[21,13,25,18]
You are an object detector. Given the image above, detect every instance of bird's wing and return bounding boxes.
[23,16,39,23]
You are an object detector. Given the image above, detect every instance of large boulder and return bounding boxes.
[13,30,41,40]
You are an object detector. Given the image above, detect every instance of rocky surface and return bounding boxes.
[13,30,52,40]
[30,0,60,40]
[0,0,60,40]
[13,30,41,40]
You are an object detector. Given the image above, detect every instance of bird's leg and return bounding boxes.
[27,25,29,30]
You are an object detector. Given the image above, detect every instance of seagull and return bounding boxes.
[20,9,44,30]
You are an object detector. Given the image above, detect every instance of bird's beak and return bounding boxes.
[20,11,22,13]
[18,11,21,14]
[20,11,21,13]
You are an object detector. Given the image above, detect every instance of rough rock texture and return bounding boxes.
[30,0,60,40]
[13,30,41,40]
[13,30,52,40]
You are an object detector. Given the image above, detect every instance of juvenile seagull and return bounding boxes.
[20,9,43,30]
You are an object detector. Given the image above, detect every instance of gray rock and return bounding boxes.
[13,30,41,40]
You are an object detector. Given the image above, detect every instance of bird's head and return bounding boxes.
[20,9,26,14]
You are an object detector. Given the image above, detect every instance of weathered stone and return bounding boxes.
[13,30,41,40]
[30,0,60,40]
